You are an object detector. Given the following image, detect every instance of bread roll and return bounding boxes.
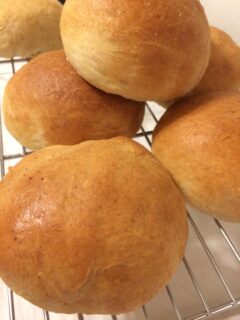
[0,0,62,58]
[0,137,187,314]
[3,50,144,150]
[152,92,240,222]
[60,0,210,102]
[194,27,240,94]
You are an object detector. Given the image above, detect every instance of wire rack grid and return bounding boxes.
[0,57,240,320]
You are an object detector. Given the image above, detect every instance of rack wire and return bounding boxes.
[0,57,239,320]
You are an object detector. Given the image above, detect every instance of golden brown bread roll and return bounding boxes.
[0,0,62,58]
[158,27,240,108]
[194,27,240,94]
[0,137,187,314]
[60,0,210,102]
[152,92,240,222]
[3,50,145,150]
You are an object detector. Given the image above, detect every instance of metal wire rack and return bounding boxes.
[0,57,240,320]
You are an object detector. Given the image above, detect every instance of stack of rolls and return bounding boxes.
[0,0,239,317]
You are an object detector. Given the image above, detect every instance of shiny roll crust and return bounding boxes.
[3,50,145,150]
[152,92,240,222]
[0,0,62,58]
[0,137,188,314]
[60,0,210,102]
[194,27,240,94]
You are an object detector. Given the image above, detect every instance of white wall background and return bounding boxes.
[200,0,240,43]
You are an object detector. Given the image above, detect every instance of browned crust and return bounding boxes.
[152,92,240,222]
[3,50,145,150]
[60,0,210,101]
[0,0,62,58]
[0,137,187,314]
[194,27,240,94]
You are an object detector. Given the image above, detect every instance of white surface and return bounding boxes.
[200,0,240,43]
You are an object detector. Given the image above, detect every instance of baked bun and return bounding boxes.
[0,0,62,58]
[152,92,240,222]
[0,137,187,314]
[3,50,144,150]
[60,0,210,102]
[194,27,240,94]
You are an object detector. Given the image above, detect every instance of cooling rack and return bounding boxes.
[0,57,239,320]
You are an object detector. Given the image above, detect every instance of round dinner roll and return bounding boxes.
[0,137,187,314]
[152,92,240,222]
[3,50,144,150]
[60,0,210,102]
[0,0,62,58]
[194,27,240,94]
